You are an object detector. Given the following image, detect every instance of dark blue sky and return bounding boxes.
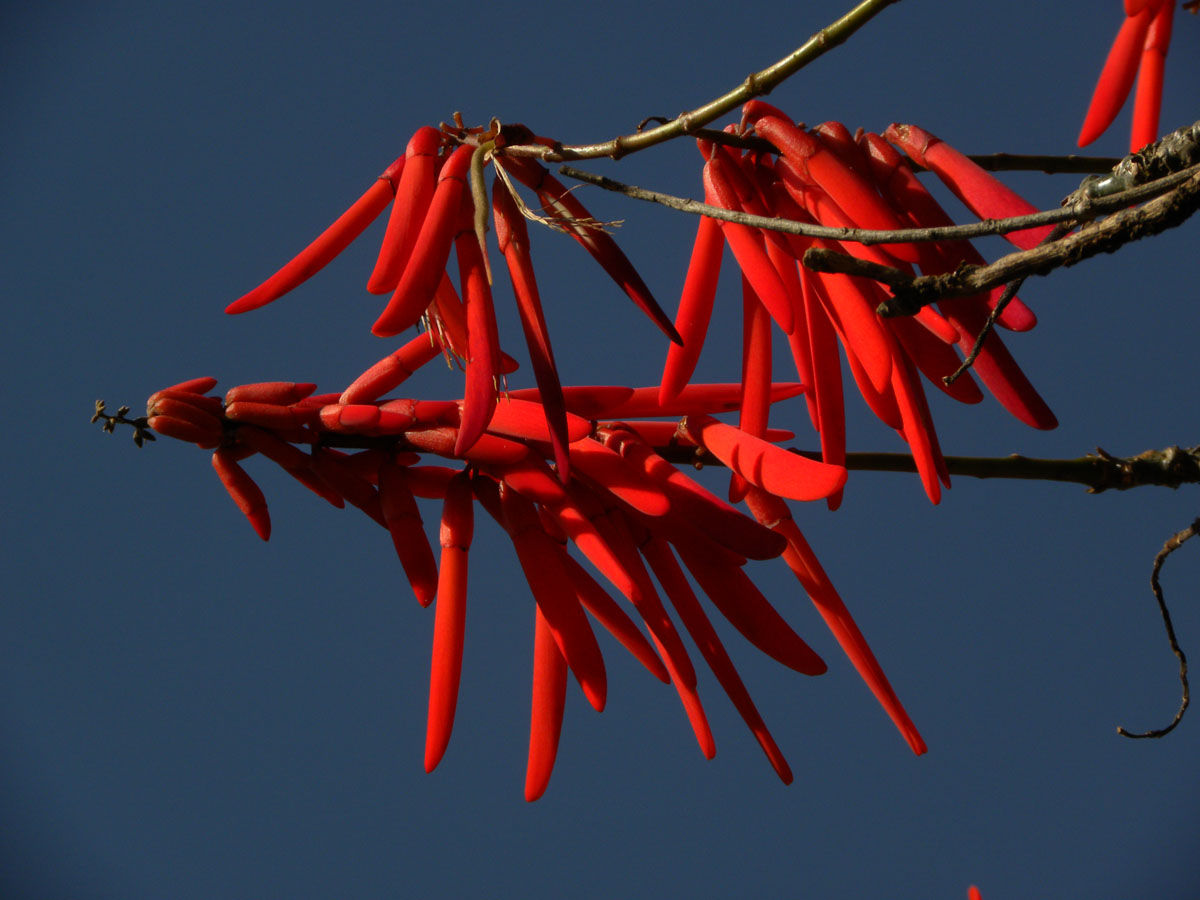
[5,2,1198,897]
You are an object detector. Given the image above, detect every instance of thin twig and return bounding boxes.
[653,444,1200,493]
[560,166,1090,244]
[687,130,1122,174]
[1117,517,1197,739]
[303,431,1200,493]
[803,164,1200,313]
[501,0,903,161]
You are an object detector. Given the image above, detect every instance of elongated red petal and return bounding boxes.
[564,485,701,697]
[640,533,793,783]
[766,183,894,394]
[379,460,439,606]
[749,112,921,264]
[683,414,847,502]
[567,439,671,517]
[600,427,787,561]
[482,397,592,445]
[525,605,568,801]
[236,425,344,509]
[888,312,984,405]
[857,131,1037,332]
[425,472,473,773]
[505,385,633,419]
[557,551,669,683]
[148,415,218,446]
[796,267,847,510]
[225,382,317,406]
[1077,5,1157,147]
[730,278,772,502]
[496,483,607,712]
[1131,0,1174,151]
[672,531,826,677]
[312,450,387,527]
[227,159,401,314]
[888,343,946,503]
[453,195,501,457]
[660,212,724,404]
[885,124,1051,251]
[212,449,270,540]
[500,157,682,344]
[493,178,571,479]
[373,144,474,337]
[148,396,224,435]
[368,126,441,294]
[744,488,926,755]
[939,302,1057,430]
[160,376,218,395]
[592,382,804,421]
[703,154,795,334]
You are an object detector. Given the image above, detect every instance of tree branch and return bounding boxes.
[501,0,903,161]
[803,164,1200,315]
[559,165,1093,244]
[652,443,1200,493]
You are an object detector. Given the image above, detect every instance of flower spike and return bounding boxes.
[425,471,473,773]
[226,156,403,315]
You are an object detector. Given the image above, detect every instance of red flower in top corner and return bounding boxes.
[1078,1,1184,151]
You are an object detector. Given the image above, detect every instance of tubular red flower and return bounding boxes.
[373,144,475,337]
[368,126,442,294]
[451,193,502,458]
[498,156,682,345]
[525,605,568,802]
[884,123,1052,251]
[659,211,724,404]
[1078,3,1159,148]
[745,488,926,755]
[492,177,572,480]
[637,529,793,784]
[425,471,473,773]
[1131,0,1174,151]
[226,156,403,315]
[211,448,271,540]
[681,413,847,503]
[379,459,439,606]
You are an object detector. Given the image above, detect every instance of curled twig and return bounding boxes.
[1117,517,1197,739]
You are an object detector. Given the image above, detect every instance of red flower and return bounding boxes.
[1078,0,1178,151]
[146,374,922,798]
[659,102,1055,506]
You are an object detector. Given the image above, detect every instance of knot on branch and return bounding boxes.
[1089,445,1200,494]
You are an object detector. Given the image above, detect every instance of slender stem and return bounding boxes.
[843,166,1200,314]
[501,0,904,162]
[1117,517,1196,739]
[688,129,1122,174]
[649,444,1200,493]
[562,158,1200,251]
[306,428,1200,494]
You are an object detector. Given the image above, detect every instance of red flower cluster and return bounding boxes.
[1079,0,1179,151]
[227,120,679,483]
[663,102,1055,506]
[147,374,922,799]
[148,102,1062,796]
